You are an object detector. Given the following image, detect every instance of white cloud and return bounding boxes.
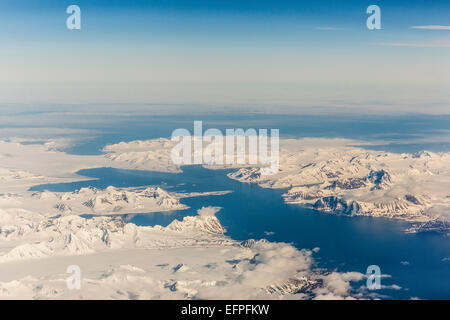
[313,272,364,300]
[197,206,222,217]
[381,284,402,290]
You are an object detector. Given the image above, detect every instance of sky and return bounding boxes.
[0,0,449,113]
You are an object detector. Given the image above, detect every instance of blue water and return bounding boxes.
[7,111,448,155]
[31,165,450,300]
[22,111,450,299]
[67,113,450,154]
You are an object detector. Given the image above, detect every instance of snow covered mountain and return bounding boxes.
[0,207,367,300]
[0,186,187,217]
[64,186,186,214]
[0,207,231,263]
[406,218,450,235]
[229,143,450,234]
[103,138,181,173]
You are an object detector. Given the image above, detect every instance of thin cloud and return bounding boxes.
[373,41,450,48]
[411,25,450,30]
[315,27,337,30]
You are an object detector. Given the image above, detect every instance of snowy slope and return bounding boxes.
[0,207,367,300]
[228,140,450,234]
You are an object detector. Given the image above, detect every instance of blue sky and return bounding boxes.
[0,0,449,112]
